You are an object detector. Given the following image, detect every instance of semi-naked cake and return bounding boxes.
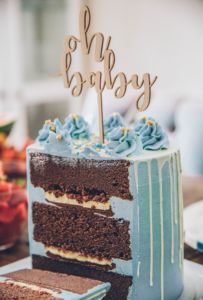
[27,113,184,300]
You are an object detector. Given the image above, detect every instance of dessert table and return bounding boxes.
[0,176,203,268]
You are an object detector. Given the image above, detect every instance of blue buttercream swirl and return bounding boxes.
[38,119,63,142]
[105,127,138,157]
[37,119,72,155]
[134,117,169,150]
[38,120,52,142]
[104,112,125,139]
[63,114,90,140]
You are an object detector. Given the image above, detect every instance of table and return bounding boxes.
[0,176,203,268]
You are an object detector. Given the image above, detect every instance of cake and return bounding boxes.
[27,113,184,300]
[0,268,110,299]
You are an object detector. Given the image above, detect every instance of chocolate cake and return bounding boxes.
[27,113,184,300]
[0,268,110,299]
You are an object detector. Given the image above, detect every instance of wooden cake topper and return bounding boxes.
[61,5,157,143]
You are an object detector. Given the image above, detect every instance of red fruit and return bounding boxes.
[0,205,16,223]
[9,189,27,207]
[17,151,26,161]
[2,147,16,160]
[0,182,12,202]
[0,201,8,210]
[16,202,27,221]
[0,181,10,193]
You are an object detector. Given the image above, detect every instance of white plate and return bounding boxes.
[0,257,203,299]
[184,200,203,252]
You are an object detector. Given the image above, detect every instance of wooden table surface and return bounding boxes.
[0,176,203,268]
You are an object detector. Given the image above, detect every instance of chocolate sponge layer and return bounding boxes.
[33,255,132,300]
[33,202,131,260]
[30,153,132,200]
[0,283,58,300]
[4,269,103,295]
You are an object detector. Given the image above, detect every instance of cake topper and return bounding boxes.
[60,5,157,143]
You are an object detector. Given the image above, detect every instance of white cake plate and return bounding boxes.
[0,257,203,299]
[184,200,203,252]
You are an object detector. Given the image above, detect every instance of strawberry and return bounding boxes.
[16,202,27,221]
[2,147,16,160]
[0,205,16,223]
[0,201,8,210]
[0,182,12,202]
[9,189,27,207]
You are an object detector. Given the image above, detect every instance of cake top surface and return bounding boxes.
[32,113,171,160]
[1,269,109,297]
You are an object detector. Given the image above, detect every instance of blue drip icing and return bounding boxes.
[151,159,161,300]
[136,162,150,300]
[162,162,182,300]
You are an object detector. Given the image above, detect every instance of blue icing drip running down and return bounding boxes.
[104,112,125,138]
[64,114,90,140]
[134,117,169,150]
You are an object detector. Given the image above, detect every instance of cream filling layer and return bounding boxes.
[4,280,54,295]
[45,245,112,266]
[45,192,110,211]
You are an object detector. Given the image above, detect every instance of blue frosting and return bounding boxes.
[37,114,169,158]
[37,119,72,155]
[44,131,72,155]
[105,127,138,157]
[104,112,125,139]
[134,117,169,150]
[38,120,53,142]
[64,114,90,140]
[79,144,101,158]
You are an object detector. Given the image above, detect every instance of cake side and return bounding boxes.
[130,149,183,300]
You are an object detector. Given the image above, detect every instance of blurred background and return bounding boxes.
[0,0,203,268]
[1,0,203,174]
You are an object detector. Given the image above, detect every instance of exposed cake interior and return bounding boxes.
[0,268,110,300]
[33,255,132,300]
[30,153,132,202]
[33,202,131,264]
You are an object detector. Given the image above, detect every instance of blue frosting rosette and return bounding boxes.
[105,127,138,157]
[64,114,90,140]
[134,117,169,150]
[37,119,72,154]
[38,118,64,143]
[104,112,125,139]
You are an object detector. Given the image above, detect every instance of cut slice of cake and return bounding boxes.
[27,114,184,300]
[0,269,110,299]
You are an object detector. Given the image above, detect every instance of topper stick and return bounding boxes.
[60,5,157,144]
[97,93,104,144]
